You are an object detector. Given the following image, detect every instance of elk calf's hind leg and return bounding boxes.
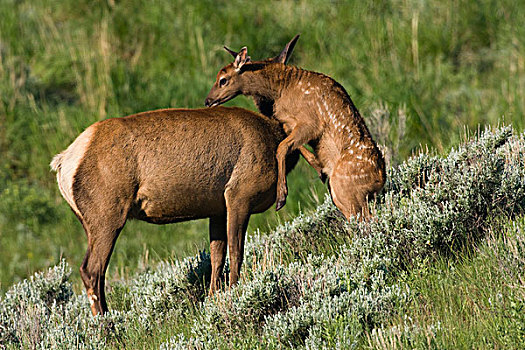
[329,157,377,221]
[329,177,371,220]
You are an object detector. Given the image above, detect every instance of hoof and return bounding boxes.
[276,197,286,211]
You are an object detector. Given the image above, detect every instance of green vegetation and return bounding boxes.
[1,0,525,348]
[1,0,523,291]
[1,125,524,348]
[367,218,525,349]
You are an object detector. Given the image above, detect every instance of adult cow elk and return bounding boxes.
[51,107,299,315]
[205,35,386,220]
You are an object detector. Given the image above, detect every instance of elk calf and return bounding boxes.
[206,35,386,220]
[51,107,298,315]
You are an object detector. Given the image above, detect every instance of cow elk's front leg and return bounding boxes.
[224,190,250,287]
[209,215,227,295]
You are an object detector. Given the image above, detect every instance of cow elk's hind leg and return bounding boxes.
[79,213,127,316]
[209,215,227,295]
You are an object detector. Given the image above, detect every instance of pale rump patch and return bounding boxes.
[51,126,95,220]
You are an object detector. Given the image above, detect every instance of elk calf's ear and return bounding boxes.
[233,47,250,71]
[274,34,300,64]
[224,46,238,58]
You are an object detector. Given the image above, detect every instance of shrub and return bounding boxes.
[170,125,525,348]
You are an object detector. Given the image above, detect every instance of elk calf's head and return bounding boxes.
[205,35,300,108]
[205,47,250,107]
[206,35,386,221]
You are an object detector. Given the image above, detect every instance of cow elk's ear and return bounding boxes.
[233,47,250,71]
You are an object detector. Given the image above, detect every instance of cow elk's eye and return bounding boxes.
[219,77,228,87]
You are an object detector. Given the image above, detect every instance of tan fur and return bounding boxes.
[206,37,385,220]
[51,107,298,315]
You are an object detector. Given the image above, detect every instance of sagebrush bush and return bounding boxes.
[165,125,525,348]
[1,125,524,349]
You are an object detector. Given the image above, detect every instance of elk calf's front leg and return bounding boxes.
[275,125,316,210]
[275,142,289,211]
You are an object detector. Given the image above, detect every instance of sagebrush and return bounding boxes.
[1,125,524,349]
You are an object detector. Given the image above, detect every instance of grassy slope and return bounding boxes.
[366,217,525,349]
[0,0,524,300]
[1,125,524,349]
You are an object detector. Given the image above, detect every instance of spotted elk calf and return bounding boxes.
[51,107,299,315]
[205,35,386,220]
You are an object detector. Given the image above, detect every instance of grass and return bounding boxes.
[366,217,525,349]
[1,124,523,349]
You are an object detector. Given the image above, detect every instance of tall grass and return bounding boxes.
[0,0,524,290]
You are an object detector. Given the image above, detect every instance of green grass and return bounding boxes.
[0,0,524,294]
[124,220,525,350]
[366,217,525,349]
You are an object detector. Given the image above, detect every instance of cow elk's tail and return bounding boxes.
[50,152,64,172]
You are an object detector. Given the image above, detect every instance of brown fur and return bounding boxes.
[205,36,385,220]
[51,106,299,315]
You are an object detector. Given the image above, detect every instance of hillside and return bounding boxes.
[1,0,525,290]
[1,125,524,349]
